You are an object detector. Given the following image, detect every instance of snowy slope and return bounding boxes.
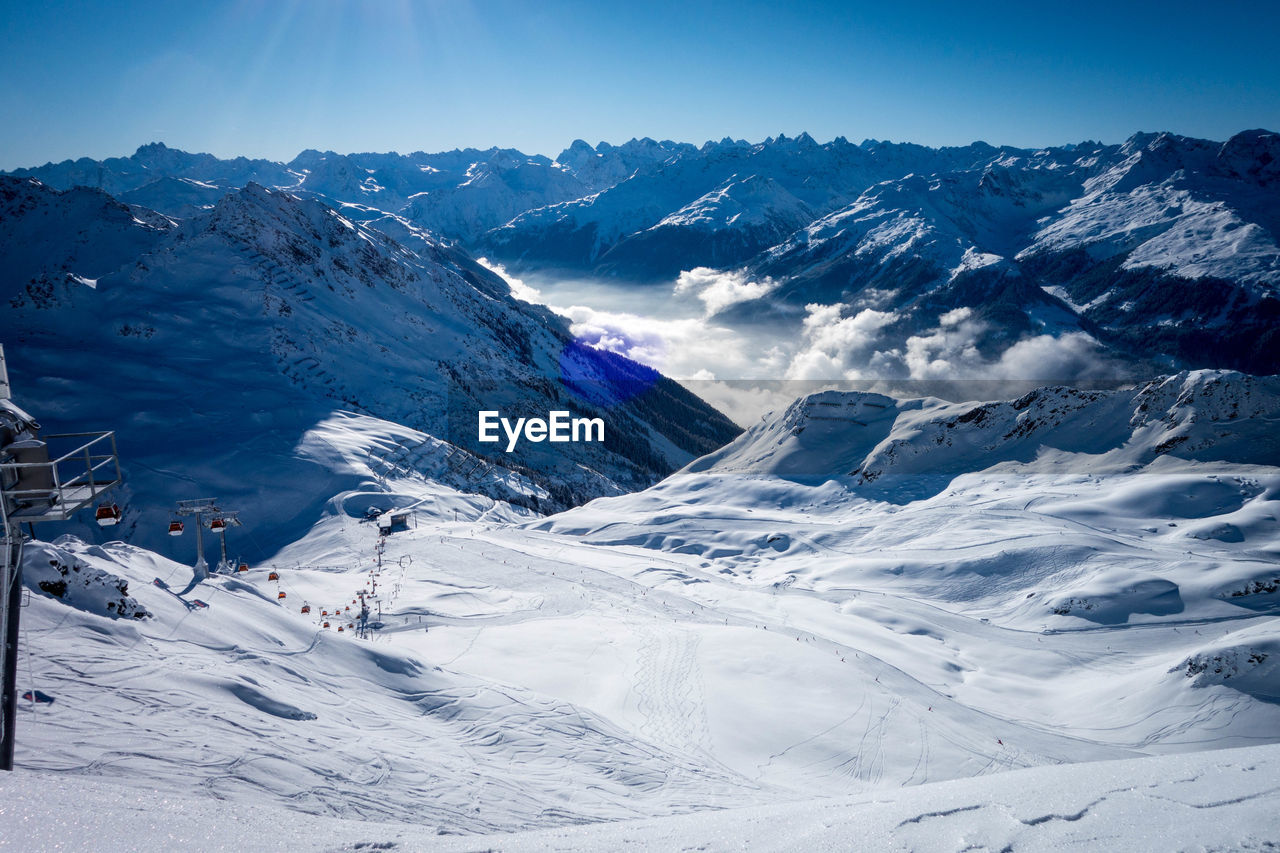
[751,154,1089,309]
[1025,130,1280,285]
[5,371,1277,847]
[1011,131,1280,373]
[593,174,817,281]
[388,149,585,243]
[14,530,755,832]
[3,744,1279,852]
[683,370,1280,480]
[533,371,1280,765]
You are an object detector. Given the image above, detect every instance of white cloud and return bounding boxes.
[992,331,1125,381]
[674,267,779,315]
[475,257,542,303]
[786,304,900,380]
[938,306,973,327]
[785,302,1125,385]
[903,308,987,379]
[556,304,762,383]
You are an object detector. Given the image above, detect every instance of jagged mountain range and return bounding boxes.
[3,129,1278,545]
[9,129,1279,375]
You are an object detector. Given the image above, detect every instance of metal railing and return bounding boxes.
[0,431,121,521]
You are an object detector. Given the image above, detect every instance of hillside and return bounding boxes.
[5,370,1277,844]
[4,744,1278,851]
[0,176,739,557]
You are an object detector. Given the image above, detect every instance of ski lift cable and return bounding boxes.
[238,523,275,562]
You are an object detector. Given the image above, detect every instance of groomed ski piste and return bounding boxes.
[3,370,1280,850]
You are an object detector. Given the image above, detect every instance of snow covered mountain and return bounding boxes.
[554,136,696,194]
[7,369,1278,846]
[734,133,1279,374]
[11,129,1276,375]
[9,143,591,245]
[482,133,1012,277]
[0,176,739,557]
[7,130,1279,850]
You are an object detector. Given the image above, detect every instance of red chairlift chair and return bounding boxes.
[95,504,122,527]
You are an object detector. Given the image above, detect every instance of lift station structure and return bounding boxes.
[0,345,121,770]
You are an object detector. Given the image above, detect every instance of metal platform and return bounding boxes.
[1,431,120,523]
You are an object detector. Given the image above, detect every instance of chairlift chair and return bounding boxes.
[268,571,280,582]
[209,517,227,533]
[168,520,184,536]
[95,503,122,527]
[277,591,287,600]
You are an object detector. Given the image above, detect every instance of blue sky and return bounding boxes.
[2,0,1277,168]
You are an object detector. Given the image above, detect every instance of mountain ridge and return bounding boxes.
[10,129,1276,377]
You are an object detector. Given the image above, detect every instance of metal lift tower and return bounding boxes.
[0,345,121,770]
[173,499,241,579]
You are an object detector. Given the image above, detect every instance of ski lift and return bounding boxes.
[344,605,350,612]
[301,604,311,614]
[277,591,287,600]
[268,571,280,582]
[323,621,330,628]
[321,610,329,616]
[95,503,122,527]
[337,626,345,633]
[168,520,184,536]
[209,517,227,533]
[237,563,248,573]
